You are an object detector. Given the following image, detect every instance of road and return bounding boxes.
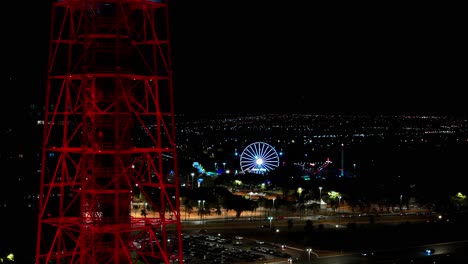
[178,214,468,263]
[303,240,468,264]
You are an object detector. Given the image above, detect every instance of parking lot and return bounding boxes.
[179,229,300,263]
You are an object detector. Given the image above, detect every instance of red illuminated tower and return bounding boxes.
[35,1,183,263]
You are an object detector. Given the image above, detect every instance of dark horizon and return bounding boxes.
[169,2,466,116]
[2,1,466,117]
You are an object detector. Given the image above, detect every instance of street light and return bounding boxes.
[268,216,273,230]
[306,248,312,262]
[400,194,403,210]
[297,187,303,196]
[197,200,206,224]
[202,200,205,224]
[198,200,205,223]
[272,197,276,215]
[338,196,341,211]
[191,173,195,189]
[318,186,322,201]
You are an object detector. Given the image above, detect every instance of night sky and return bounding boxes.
[3,1,466,116]
[169,2,466,116]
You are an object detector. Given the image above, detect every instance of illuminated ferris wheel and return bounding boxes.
[239,142,280,174]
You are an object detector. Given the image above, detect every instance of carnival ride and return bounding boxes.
[295,157,332,176]
[239,142,280,174]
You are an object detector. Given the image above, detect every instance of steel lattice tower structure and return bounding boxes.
[35,1,183,263]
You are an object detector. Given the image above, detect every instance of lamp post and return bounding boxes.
[191,173,195,189]
[297,187,303,196]
[272,197,276,216]
[201,200,205,225]
[306,248,312,263]
[400,194,403,210]
[338,196,341,212]
[318,186,322,201]
[268,216,273,230]
[198,200,202,223]
[297,187,303,218]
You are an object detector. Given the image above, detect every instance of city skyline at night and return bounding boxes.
[1,1,466,263]
[1,109,467,262]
